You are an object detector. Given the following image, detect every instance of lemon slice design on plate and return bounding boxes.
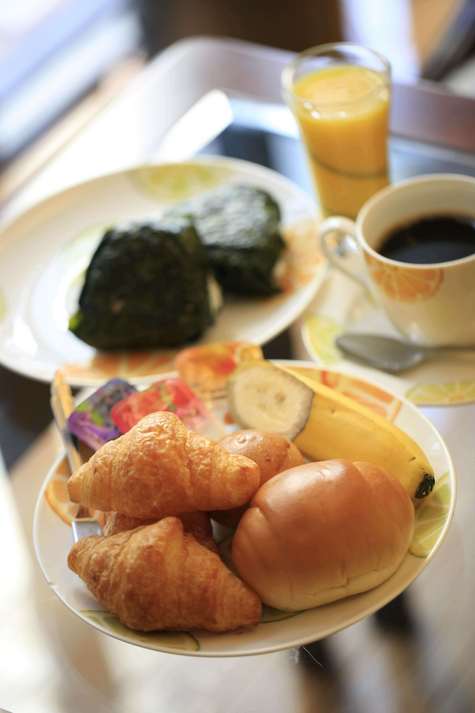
[131,163,231,202]
[410,473,451,558]
[261,607,298,624]
[406,380,475,406]
[82,610,200,652]
[304,314,343,366]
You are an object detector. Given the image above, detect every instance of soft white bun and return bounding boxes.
[231,459,415,611]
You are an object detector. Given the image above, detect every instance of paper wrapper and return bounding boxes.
[67,378,137,450]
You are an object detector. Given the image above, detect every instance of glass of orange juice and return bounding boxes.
[282,43,391,218]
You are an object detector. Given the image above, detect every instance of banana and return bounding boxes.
[227,361,434,501]
[227,361,313,439]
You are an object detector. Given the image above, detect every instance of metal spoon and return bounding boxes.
[335,333,475,373]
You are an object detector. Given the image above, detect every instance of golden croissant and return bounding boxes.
[68,412,260,519]
[102,510,217,552]
[68,517,261,632]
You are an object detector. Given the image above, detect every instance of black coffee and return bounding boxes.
[378,214,475,264]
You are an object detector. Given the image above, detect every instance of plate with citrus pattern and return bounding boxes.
[0,157,325,386]
[33,361,455,657]
[296,257,475,406]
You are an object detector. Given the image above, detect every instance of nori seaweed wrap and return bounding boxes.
[69,218,219,350]
[166,184,286,296]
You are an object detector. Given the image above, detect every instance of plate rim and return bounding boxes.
[32,361,456,657]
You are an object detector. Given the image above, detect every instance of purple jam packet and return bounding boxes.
[67,378,137,451]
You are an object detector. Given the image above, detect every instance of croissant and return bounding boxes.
[68,517,261,632]
[68,412,260,519]
[102,510,217,552]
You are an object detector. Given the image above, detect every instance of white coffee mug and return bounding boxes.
[319,173,475,346]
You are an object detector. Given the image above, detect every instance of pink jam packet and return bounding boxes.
[110,377,211,433]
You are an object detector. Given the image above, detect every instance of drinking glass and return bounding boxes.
[282,43,391,219]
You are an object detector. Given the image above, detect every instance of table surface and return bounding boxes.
[2,37,475,713]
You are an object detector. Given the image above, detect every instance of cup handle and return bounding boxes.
[319,216,373,298]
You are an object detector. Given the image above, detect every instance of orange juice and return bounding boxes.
[292,64,390,217]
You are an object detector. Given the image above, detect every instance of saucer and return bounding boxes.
[294,266,475,406]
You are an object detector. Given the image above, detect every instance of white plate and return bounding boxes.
[0,157,325,386]
[33,361,455,657]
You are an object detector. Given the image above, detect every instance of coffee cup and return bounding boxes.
[319,173,475,346]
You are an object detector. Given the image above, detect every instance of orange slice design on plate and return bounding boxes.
[118,350,176,377]
[44,458,79,525]
[280,218,323,292]
[319,369,401,421]
[365,254,443,302]
[45,458,107,525]
[62,350,176,382]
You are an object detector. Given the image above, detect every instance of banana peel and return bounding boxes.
[227,361,434,501]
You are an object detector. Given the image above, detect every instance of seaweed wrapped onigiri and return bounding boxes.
[166,184,286,296]
[69,218,220,350]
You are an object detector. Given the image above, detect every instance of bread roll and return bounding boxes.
[211,430,305,528]
[232,459,415,611]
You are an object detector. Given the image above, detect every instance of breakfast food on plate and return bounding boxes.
[175,342,263,399]
[232,459,415,611]
[67,378,137,450]
[227,361,313,439]
[68,517,261,632]
[69,217,221,349]
[67,411,260,519]
[166,184,286,296]
[67,375,222,453]
[211,430,305,528]
[110,377,211,434]
[220,430,305,483]
[56,349,437,638]
[68,183,288,351]
[227,360,435,500]
[102,510,217,552]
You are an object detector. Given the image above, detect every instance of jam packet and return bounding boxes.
[174,342,263,400]
[111,377,213,434]
[67,378,137,451]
